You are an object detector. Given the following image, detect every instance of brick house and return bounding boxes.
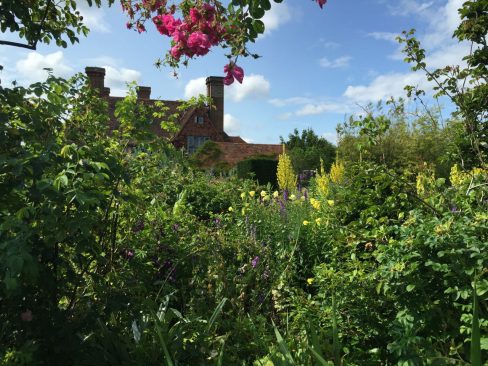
[85,67,281,165]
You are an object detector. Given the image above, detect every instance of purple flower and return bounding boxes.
[120,248,135,260]
[283,190,288,201]
[279,199,286,216]
[251,256,260,268]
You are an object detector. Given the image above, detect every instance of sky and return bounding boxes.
[0,0,469,144]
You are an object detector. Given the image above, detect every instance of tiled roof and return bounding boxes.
[214,142,282,166]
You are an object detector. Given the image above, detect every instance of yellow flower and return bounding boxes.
[249,191,255,198]
[303,220,310,226]
[289,194,297,201]
[307,278,314,285]
[315,218,322,226]
[260,190,267,197]
[310,198,321,210]
[327,200,335,206]
[300,195,306,201]
[228,206,234,212]
[273,191,279,198]
[240,192,246,199]
[277,145,297,192]
[330,160,345,184]
[316,158,329,197]
[263,195,270,202]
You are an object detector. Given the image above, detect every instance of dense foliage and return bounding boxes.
[1,0,487,365]
[237,157,279,187]
[281,128,336,174]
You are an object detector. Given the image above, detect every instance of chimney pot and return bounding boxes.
[85,67,106,93]
[206,76,224,132]
[137,86,151,99]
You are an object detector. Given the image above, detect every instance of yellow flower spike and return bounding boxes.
[260,190,267,197]
[327,200,335,206]
[228,206,234,212]
[330,159,345,184]
[315,218,322,226]
[316,158,329,197]
[241,208,246,216]
[310,198,321,210]
[273,191,279,198]
[303,220,310,226]
[277,145,297,192]
[263,195,270,202]
[289,194,297,201]
[307,278,314,285]
[240,192,246,199]
[249,191,255,198]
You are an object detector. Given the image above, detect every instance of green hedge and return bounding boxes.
[236,157,278,187]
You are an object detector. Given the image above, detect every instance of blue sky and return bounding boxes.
[0,0,468,144]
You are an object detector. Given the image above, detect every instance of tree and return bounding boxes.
[398,0,488,168]
[280,128,336,174]
[0,0,113,50]
[336,100,457,178]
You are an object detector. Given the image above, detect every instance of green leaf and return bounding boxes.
[470,282,481,366]
[273,322,295,365]
[406,284,416,292]
[252,20,265,34]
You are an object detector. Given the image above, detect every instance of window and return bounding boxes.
[194,116,204,124]
[187,136,209,154]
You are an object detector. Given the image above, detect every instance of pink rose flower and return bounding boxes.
[316,0,327,9]
[224,62,244,85]
[187,31,211,56]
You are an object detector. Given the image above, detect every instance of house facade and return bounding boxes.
[85,66,280,164]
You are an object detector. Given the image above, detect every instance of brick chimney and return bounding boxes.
[206,76,224,132]
[85,67,106,93]
[137,86,151,100]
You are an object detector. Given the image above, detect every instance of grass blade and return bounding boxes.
[273,322,295,365]
[309,346,334,366]
[207,297,227,333]
[470,281,481,366]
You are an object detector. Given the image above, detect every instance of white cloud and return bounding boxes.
[322,132,338,145]
[104,66,141,96]
[296,102,351,116]
[367,32,399,43]
[319,56,351,69]
[387,0,434,16]
[423,0,464,48]
[261,3,292,38]
[349,0,469,104]
[227,74,270,102]
[426,42,470,69]
[77,2,111,33]
[183,74,270,102]
[343,72,428,103]
[270,95,352,118]
[268,97,314,107]
[15,51,73,83]
[224,114,241,135]
[184,77,206,98]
